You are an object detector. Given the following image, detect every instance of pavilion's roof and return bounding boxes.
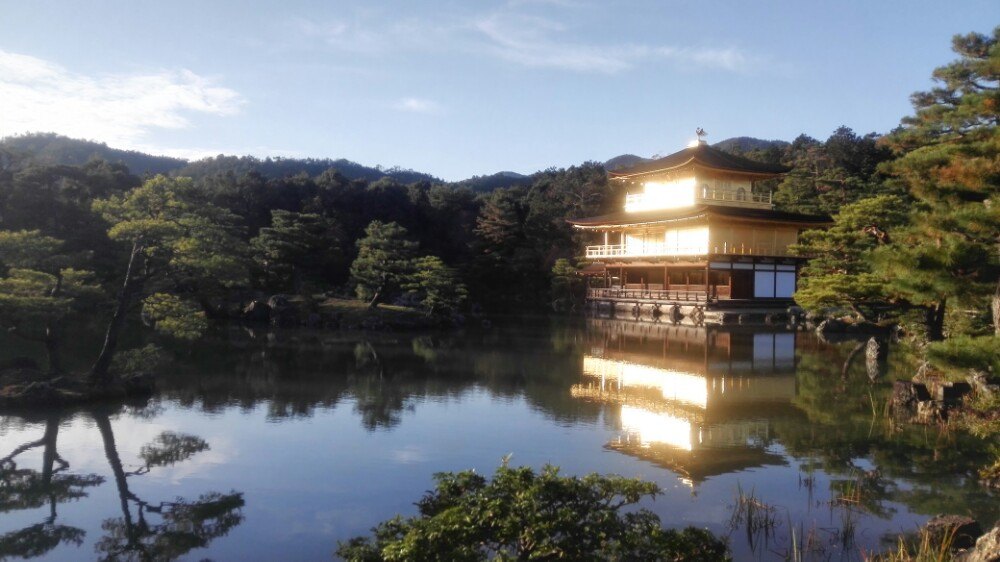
[568,205,831,228]
[604,440,788,483]
[609,142,790,179]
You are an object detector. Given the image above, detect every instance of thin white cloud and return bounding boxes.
[291,7,757,76]
[392,97,443,114]
[290,15,447,56]
[472,13,753,74]
[0,50,243,147]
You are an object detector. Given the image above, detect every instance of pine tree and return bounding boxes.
[90,175,248,382]
[0,230,101,375]
[877,27,1000,339]
[350,221,418,308]
[404,256,467,317]
[792,195,910,321]
[250,210,343,292]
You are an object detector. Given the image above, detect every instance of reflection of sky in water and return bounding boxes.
[1,323,996,561]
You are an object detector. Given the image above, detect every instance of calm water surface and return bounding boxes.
[1,317,996,561]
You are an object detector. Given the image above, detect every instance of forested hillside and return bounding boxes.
[0,133,186,175]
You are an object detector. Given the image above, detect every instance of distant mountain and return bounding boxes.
[603,154,651,171]
[713,137,789,154]
[0,133,441,184]
[453,170,534,192]
[174,155,440,184]
[0,133,187,175]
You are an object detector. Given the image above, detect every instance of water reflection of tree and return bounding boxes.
[773,340,999,524]
[156,323,600,430]
[90,408,245,561]
[0,414,103,559]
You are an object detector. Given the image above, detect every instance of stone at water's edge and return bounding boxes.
[891,380,929,419]
[925,515,983,550]
[956,522,1000,562]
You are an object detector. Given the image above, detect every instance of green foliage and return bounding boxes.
[792,195,909,320]
[350,221,418,307]
[0,229,102,374]
[142,293,208,340]
[90,175,250,378]
[925,335,1000,375]
[336,464,730,561]
[550,258,585,313]
[250,209,343,292]
[772,128,896,215]
[109,344,168,375]
[0,230,63,271]
[138,432,210,470]
[93,175,248,288]
[404,256,467,317]
[877,27,1000,338]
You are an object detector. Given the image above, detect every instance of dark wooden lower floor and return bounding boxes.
[588,256,803,302]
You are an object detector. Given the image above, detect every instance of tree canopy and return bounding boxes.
[336,464,729,562]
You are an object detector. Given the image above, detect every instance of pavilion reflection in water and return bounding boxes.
[573,318,799,484]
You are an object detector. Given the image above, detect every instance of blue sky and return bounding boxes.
[0,1,995,180]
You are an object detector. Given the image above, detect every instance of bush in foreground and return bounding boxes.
[336,464,729,561]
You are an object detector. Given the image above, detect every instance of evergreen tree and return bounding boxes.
[0,230,101,375]
[350,221,418,308]
[250,210,343,293]
[877,27,1000,340]
[405,256,467,317]
[792,195,909,321]
[90,175,248,382]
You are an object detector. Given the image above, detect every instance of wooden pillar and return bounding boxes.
[664,263,669,290]
[705,262,710,297]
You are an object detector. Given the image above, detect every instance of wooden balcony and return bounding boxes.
[584,243,794,259]
[624,188,772,211]
[588,287,714,304]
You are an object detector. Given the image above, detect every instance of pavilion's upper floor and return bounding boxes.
[610,139,789,213]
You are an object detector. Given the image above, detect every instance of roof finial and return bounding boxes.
[695,127,707,143]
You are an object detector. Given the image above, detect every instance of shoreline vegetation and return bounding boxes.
[0,27,997,562]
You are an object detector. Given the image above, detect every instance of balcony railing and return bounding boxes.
[585,242,793,259]
[586,287,713,303]
[700,187,771,205]
[624,188,772,210]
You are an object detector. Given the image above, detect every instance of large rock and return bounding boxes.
[956,522,1000,561]
[924,515,983,550]
[891,381,930,418]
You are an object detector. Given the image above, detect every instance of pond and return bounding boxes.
[1,317,997,561]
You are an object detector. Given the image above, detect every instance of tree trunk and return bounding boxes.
[44,322,61,377]
[42,414,60,523]
[367,287,382,310]
[90,241,144,385]
[95,412,136,537]
[45,273,64,378]
[41,414,59,483]
[992,278,999,336]
[925,300,946,342]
